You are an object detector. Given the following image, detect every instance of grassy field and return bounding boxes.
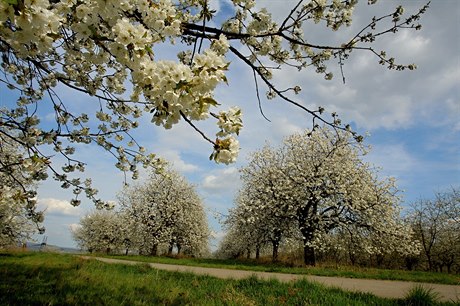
[1,251,455,306]
[105,254,460,286]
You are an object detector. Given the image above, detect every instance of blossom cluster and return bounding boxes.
[0,0,243,210]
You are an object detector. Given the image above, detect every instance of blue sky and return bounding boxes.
[2,0,457,249]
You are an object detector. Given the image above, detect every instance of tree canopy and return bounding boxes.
[117,165,210,256]
[0,0,429,223]
[221,127,419,265]
[72,209,121,254]
[407,188,460,273]
[0,132,44,248]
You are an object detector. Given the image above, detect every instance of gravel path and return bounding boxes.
[81,256,460,302]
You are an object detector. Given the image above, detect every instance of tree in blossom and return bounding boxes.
[72,209,122,254]
[407,188,460,272]
[0,131,44,248]
[214,226,254,259]
[230,127,418,266]
[319,219,420,267]
[0,0,429,214]
[231,150,298,261]
[221,193,271,260]
[118,166,210,256]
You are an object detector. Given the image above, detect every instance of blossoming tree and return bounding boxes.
[407,188,460,272]
[0,131,44,248]
[118,166,210,256]
[221,191,278,260]
[227,127,417,265]
[72,209,122,253]
[73,165,209,255]
[0,0,429,216]
[230,147,298,261]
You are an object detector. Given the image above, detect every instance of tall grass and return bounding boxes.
[0,251,425,305]
[404,285,441,306]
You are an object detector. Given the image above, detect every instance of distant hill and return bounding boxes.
[25,242,81,254]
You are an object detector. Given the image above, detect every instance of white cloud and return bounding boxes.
[271,117,303,140]
[210,230,226,240]
[38,198,82,217]
[202,166,239,192]
[361,95,414,130]
[365,143,418,176]
[158,149,200,173]
[68,223,81,233]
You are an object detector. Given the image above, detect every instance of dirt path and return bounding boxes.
[81,256,460,302]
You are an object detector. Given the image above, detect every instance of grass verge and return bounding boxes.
[3,251,455,306]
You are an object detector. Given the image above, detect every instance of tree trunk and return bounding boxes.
[376,254,384,267]
[168,243,174,256]
[405,256,417,271]
[150,244,158,256]
[348,248,356,266]
[303,244,316,266]
[255,245,260,259]
[426,254,433,271]
[272,240,279,262]
[125,248,129,256]
[301,228,316,266]
[271,229,282,262]
[177,244,182,255]
[298,201,318,266]
[246,248,251,259]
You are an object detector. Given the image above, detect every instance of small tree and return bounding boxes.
[214,227,248,259]
[224,192,274,260]
[236,151,298,262]
[408,188,460,272]
[72,209,122,254]
[118,166,210,256]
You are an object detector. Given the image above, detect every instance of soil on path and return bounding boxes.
[81,256,460,302]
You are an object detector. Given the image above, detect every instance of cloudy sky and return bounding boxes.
[23,0,459,249]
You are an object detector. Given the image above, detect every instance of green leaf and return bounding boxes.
[200,97,220,106]
[175,80,189,90]
[145,45,153,55]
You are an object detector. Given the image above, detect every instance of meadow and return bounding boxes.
[1,251,458,305]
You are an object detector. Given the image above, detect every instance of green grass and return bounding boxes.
[3,251,455,306]
[404,285,441,306]
[103,254,460,286]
